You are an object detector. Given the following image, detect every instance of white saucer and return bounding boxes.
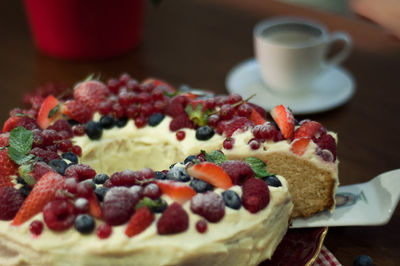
[225,59,355,115]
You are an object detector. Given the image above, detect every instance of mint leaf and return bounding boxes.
[201,150,227,164]
[185,104,210,127]
[245,157,269,178]
[8,127,34,165]
[18,164,36,186]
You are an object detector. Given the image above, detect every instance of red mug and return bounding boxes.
[24,0,144,60]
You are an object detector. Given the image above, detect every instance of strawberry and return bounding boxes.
[2,116,21,132]
[12,172,65,226]
[186,162,233,190]
[74,80,109,112]
[0,149,18,188]
[63,100,93,124]
[125,206,155,237]
[0,133,9,147]
[294,121,321,139]
[155,180,196,204]
[249,108,266,125]
[216,117,254,137]
[270,105,295,139]
[291,137,311,156]
[37,95,62,129]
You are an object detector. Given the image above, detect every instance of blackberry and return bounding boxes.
[167,166,191,182]
[184,155,196,164]
[195,126,215,141]
[94,186,109,201]
[93,173,110,184]
[222,190,241,210]
[84,121,103,140]
[353,255,374,266]
[116,117,128,128]
[99,115,115,129]
[147,113,165,127]
[263,175,282,187]
[48,159,68,175]
[154,171,167,180]
[62,152,78,164]
[74,214,95,234]
[190,178,213,193]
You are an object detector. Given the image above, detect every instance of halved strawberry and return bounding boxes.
[270,105,295,139]
[2,116,21,133]
[88,192,103,219]
[155,180,196,204]
[186,162,233,190]
[12,172,65,226]
[294,121,321,139]
[0,149,18,188]
[249,108,266,125]
[37,95,62,129]
[291,137,311,156]
[74,80,109,112]
[125,206,155,237]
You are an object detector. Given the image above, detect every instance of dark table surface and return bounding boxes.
[1,0,399,265]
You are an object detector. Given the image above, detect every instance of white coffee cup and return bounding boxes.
[254,17,352,96]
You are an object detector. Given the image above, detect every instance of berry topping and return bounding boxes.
[314,133,337,161]
[154,171,167,180]
[249,108,266,125]
[0,150,17,188]
[167,166,191,182]
[155,180,196,203]
[270,105,295,139]
[0,187,25,220]
[241,178,270,213]
[217,117,254,137]
[84,121,103,140]
[176,130,186,141]
[294,120,322,139]
[222,190,242,210]
[220,160,254,185]
[169,113,193,132]
[12,172,65,226]
[63,100,93,124]
[30,147,61,163]
[143,183,161,199]
[125,206,155,237]
[291,137,311,156]
[62,152,78,164]
[37,95,61,129]
[64,164,96,182]
[116,117,128,128]
[165,95,190,117]
[189,178,214,193]
[96,223,112,239]
[99,115,115,129]
[94,187,109,202]
[190,191,225,223]
[74,214,96,234]
[43,200,76,231]
[184,155,196,164]
[157,202,189,235]
[147,113,165,127]
[263,175,282,187]
[187,162,233,190]
[195,126,215,141]
[93,173,109,184]
[195,219,207,233]
[29,220,44,237]
[48,159,68,175]
[102,187,140,226]
[74,80,109,112]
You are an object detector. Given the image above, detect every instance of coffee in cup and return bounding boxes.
[254,17,352,96]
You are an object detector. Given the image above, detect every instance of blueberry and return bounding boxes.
[263,175,282,187]
[149,198,168,213]
[19,185,31,198]
[190,178,214,193]
[82,179,96,190]
[85,121,103,140]
[353,255,374,266]
[67,119,79,126]
[95,186,109,201]
[196,126,215,141]
[17,176,27,185]
[147,113,165,127]
[116,117,128,128]
[169,163,176,169]
[222,190,241,210]
[48,159,68,175]
[99,115,115,129]
[155,171,167,180]
[184,155,196,164]
[74,214,95,234]
[62,152,78,164]
[93,173,109,184]
[167,167,191,182]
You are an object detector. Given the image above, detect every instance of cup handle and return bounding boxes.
[325,32,352,66]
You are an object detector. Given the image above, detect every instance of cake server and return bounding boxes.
[291,168,400,228]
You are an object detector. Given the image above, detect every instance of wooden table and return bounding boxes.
[1,0,399,265]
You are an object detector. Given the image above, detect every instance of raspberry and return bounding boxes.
[71,145,82,156]
[64,164,96,182]
[169,113,193,131]
[315,133,337,161]
[110,170,139,187]
[217,117,254,137]
[102,187,141,226]
[220,160,255,185]
[74,80,109,112]
[15,116,39,131]
[0,187,25,220]
[31,161,54,181]
[241,178,270,213]
[143,183,161,199]
[43,200,76,231]
[48,119,73,136]
[30,147,61,163]
[157,202,189,235]
[96,223,113,239]
[41,129,60,146]
[64,100,93,124]
[190,191,225,223]
[165,95,190,117]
